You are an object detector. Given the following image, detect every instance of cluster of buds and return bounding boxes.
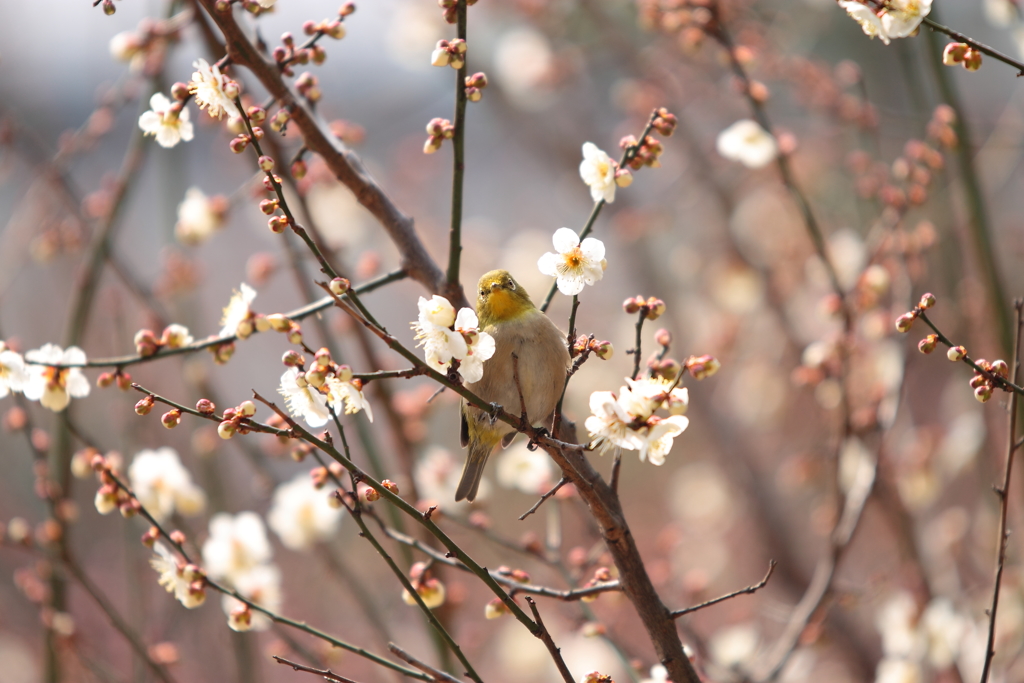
[295,72,322,103]
[438,0,478,24]
[846,139,945,210]
[269,107,291,134]
[133,323,194,358]
[228,123,264,155]
[216,400,259,440]
[620,134,665,170]
[651,107,678,136]
[310,462,345,489]
[423,117,455,154]
[465,72,488,102]
[430,39,467,69]
[363,479,399,502]
[623,295,666,320]
[894,292,936,333]
[208,341,236,365]
[495,565,531,584]
[285,345,371,418]
[648,356,681,381]
[302,6,352,42]
[96,369,133,391]
[572,335,615,361]
[942,43,982,72]
[90,452,141,518]
[684,354,721,381]
[401,561,446,609]
[926,105,957,149]
[580,566,613,603]
[967,358,1011,403]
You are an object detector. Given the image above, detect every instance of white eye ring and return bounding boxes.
[508,280,516,290]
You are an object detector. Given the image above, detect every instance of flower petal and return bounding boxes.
[551,227,580,254]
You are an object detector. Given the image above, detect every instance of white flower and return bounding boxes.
[717,120,778,169]
[881,0,932,39]
[220,283,257,338]
[636,415,689,466]
[279,367,331,428]
[201,512,273,584]
[876,592,922,659]
[23,344,90,412]
[150,543,206,608]
[919,598,966,669]
[268,473,344,551]
[175,188,225,246]
[585,390,641,454]
[579,142,617,203]
[537,228,606,296]
[418,295,457,328]
[128,448,206,522]
[412,296,468,373]
[839,0,889,43]
[0,345,28,398]
[138,93,194,149]
[256,0,277,7]
[874,658,923,683]
[189,58,240,120]
[496,443,554,494]
[453,308,496,383]
[326,375,374,422]
[220,564,281,632]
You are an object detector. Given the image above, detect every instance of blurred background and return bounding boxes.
[2,0,1024,681]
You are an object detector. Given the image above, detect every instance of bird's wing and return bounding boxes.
[460,403,470,448]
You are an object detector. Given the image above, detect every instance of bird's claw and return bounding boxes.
[527,427,549,451]
[488,402,502,425]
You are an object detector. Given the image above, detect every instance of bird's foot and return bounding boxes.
[527,427,549,451]
[487,402,502,425]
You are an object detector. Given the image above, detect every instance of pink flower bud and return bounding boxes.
[170,82,190,101]
[260,198,280,215]
[116,372,132,391]
[917,334,938,354]
[894,312,916,333]
[229,135,249,154]
[655,328,672,347]
[222,80,240,101]
[424,136,443,154]
[327,21,346,39]
[991,359,1010,378]
[918,292,936,309]
[218,421,237,439]
[268,216,288,233]
[303,20,317,35]
[97,372,115,388]
[364,487,380,502]
[947,345,966,361]
[614,168,633,187]
[135,395,155,416]
[282,350,304,367]
[943,43,968,66]
[287,325,303,345]
[465,87,482,102]
[196,399,216,415]
[431,47,451,67]
[134,329,160,357]
[340,2,356,16]
[623,297,642,314]
[290,159,308,179]
[593,340,614,360]
[975,384,993,402]
[963,49,982,72]
[381,479,399,494]
[141,526,159,548]
[161,409,182,429]
[258,155,275,172]
[329,277,350,295]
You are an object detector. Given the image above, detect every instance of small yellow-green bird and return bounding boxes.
[456,270,571,502]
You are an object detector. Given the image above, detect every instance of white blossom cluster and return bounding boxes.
[838,0,932,46]
[586,377,690,466]
[0,341,90,412]
[412,295,495,383]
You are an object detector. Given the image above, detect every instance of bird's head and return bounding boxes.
[476,270,534,325]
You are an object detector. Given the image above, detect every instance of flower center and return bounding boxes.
[563,247,584,269]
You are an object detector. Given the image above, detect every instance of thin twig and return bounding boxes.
[921,17,1024,75]
[671,560,776,618]
[525,597,575,683]
[916,311,1024,396]
[630,308,648,380]
[272,655,360,683]
[980,300,1024,683]
[446,0,468,287]
[519,478,569,520]
[388,644,463,683]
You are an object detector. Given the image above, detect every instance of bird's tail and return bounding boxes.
[455,439,493,502]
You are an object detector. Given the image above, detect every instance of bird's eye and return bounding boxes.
[507,279,516,290]
[480,289,487,297]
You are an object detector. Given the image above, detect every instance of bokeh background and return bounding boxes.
[2,0,1024,682]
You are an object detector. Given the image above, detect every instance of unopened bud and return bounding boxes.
[381,479,399,494]
[196,399,216,415]
[364,487,380,502]
[116,372,132,391]
[895,312,917,333]
[239,400,257,417]
[141,526,160,548]
[592,340,614,360]
[975,384,993,402]
[646,298,666,320]
[229,135,249,154]
[259,198,280,215]
[161,410,182,429]
[218,421,237,439]
[282,350,304,367]
[102,0,116,15]
[991,359,1010,378]
[424,135,443,154]
[918,292,936,309]
[291,159,307,179]
[614,168,633,187]
[222,80,241,101]
[623,297,642,314]
[329,277,350,295]
[465,87,482,102]
[287,325,303,344]
[947,345,966,361]
[135,395,155,416]
[485,598,510,619]
[431,46,451,67]
[654,328,672,347]
[268,216,288,233]
[97,372,115,388]
[918,334,938,354]
[963,48,982,72]
[943,42,968,66]
[134,329,160,357]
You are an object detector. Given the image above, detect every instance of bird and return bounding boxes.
[455,270,571,502]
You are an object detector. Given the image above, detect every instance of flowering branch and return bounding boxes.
[921,17,1024,75]
[670,560,776,618]
[980,300,1023,683]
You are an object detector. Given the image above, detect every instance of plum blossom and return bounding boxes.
[0,343,27,398]
[219,283,257,338]
[412,296,495,381]
[585,378,690,465]
[279,367,331,428]
[839,1,888,41]
[175,188,226,246]
[150,543,206,608]
[537,228,606,296]
[23,344,90,412]
[201,512,272,584]
[579,142,617,203]
[128,448,206,522]
[716,120,778,169]
[138,93,194,149]
[189,58,240,120]
[268,473,344,551]
[496,443,555,494]
[881,0,933,39]
[326,374,374,421]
